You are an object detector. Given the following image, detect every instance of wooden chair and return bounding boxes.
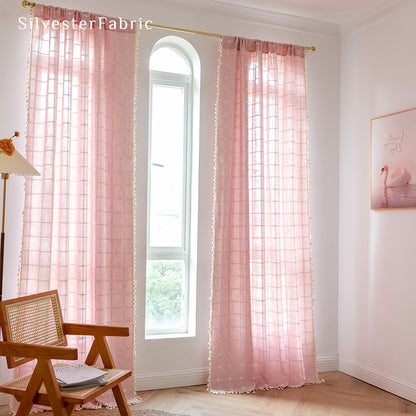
[0,290,132,416]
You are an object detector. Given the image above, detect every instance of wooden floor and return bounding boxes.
[136,372,416,416]
[1,372,416,415]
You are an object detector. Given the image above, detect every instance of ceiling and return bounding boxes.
[201,0,409,28]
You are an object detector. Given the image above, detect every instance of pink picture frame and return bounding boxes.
[371,107,416,209]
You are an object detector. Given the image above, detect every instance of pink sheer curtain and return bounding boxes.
[19,4,138,405]
[209,36,319,393]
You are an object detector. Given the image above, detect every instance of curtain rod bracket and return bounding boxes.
[22,0,36,8]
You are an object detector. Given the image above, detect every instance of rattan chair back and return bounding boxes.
[0,290,67,368]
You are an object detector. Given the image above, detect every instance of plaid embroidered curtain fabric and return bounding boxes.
[20,4,137,406]
[209,36,319,393]
[17,2,318,398]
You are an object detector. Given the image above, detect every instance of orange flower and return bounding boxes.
[0,139,15,156]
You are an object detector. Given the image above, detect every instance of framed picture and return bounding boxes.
[371,107,416,209]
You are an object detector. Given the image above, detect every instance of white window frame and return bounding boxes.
[146,42,195,338]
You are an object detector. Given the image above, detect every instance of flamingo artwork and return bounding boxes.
[380,165,411,187]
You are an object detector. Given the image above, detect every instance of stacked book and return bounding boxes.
[54,363,108,391]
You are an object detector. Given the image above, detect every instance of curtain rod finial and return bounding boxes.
[306,46,316,52]
[22,0,36,8]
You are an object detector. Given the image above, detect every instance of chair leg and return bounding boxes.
[15,365,43,416]
[15,399,35,416]
[84,338,100,366]
[65,403,76,416]
[112,384,131,416]
[38,359,67,416]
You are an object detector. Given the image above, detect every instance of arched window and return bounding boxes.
[146,38,200,337]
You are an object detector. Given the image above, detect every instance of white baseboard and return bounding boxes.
[0,392,9,406]
[135,367,209,391]
[339,357,416,403]
[135,355,339,392]
[317,355,339,372]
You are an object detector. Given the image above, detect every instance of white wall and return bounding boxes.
[0,2,31,405]
[0,0,340,399]
[339,1,416,402]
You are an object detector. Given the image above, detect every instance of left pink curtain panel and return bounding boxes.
[19,4,138,406]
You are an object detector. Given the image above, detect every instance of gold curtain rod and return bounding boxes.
[148,23,222,39]
[21,0,316,52]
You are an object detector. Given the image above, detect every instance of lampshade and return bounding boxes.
[0,149,40,176]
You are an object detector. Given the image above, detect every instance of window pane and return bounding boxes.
[145,260,186,332]
[149,47,190,75]
[149,84,185,247]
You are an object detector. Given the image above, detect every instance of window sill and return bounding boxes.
[145,332,196,340]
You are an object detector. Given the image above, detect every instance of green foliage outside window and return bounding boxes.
[145,260,183,329]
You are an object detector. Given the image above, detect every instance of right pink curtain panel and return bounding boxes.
[209,36,320,393]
